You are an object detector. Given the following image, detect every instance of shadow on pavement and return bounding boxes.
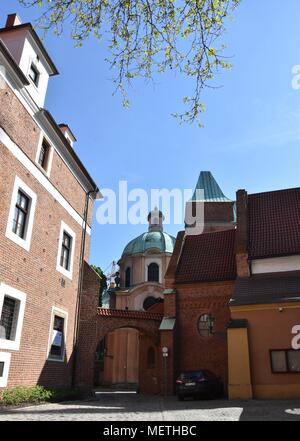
[0,391,300,421]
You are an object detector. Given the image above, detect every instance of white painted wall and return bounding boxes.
[0,28,50,107]
[19,36,50,107]
[251,255,300,274]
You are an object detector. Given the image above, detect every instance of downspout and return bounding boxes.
[71,186,99,388]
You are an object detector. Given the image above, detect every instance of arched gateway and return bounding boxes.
[75,264,164,394]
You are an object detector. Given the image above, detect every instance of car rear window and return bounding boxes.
[180,371,204,380]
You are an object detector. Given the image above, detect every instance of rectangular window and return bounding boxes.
[50,315,65,359]
[271,350,287,373]
[12,190,29,239]
[287,350,300,372]
[0,352,11,387]
[6,176,37,252]
[38,139,50,170]
[0,296,19,341]
[0,283,26,351]
[60,232,72,271]
[48,308,68,362]
[270,350,300,373]
[29,63,39,86]
[56,221,76,280]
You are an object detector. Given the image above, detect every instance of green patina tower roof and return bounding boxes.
[191,171,232,202]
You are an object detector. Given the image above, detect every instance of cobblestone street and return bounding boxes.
[1,392,300,421]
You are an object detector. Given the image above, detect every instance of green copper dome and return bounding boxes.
[121,209,176,256]
[122,231,176,256]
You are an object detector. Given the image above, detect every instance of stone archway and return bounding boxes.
[76,263,163,394]
[76,304,162,394]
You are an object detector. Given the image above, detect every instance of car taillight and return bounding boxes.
[196,378,206,383]
[176,380,183,384]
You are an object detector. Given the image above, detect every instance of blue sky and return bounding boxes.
[1,1,300,273]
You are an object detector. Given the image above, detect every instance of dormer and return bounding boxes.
[59,124,77,147]
[0,14,58,107]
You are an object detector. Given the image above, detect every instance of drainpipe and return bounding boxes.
[71,186,99,388]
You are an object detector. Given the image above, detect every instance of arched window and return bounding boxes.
[125,267,131,288]
[198,314,215,337]
[147,346,156,369]
[148,263,159,282]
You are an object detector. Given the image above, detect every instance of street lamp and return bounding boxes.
[162,347,168,396]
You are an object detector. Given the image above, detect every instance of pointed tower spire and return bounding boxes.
[192,171,231,202]
[185,171,235,233]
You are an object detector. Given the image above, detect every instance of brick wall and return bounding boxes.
[76,266,162,393]
[0,84,93,226]
[175,281,234,388]
[0,80,95,388]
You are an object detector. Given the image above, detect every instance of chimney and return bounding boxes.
[6,13,22,28]
[235,189,250,277]
[58,124,76,147]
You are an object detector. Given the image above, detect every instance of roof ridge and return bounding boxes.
[249,186,300,198]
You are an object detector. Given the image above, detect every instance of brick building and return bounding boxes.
[165,175,300,399]
[0,14,100,389]
[164,172,236,394]
[228,187,300,399]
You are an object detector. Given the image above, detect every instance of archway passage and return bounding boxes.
[95,327,140,388]
[76,306,163,394]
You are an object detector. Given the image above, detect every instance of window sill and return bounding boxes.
[5,230,31,252]
[47,356,65,363]
[35,161,50,178]
[0,338,21,351]
[56,265,73,281]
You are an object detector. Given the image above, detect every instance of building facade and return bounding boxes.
[164,172,236,393]
[93,209,175,392]
[228,187,300,399]
[0,14,100,389]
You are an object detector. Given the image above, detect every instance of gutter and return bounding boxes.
[71,186,102,387]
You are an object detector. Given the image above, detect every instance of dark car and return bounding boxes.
[176,370,224,400]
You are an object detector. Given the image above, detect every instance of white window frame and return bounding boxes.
[0,283,27,351]
[47,306,68,362]
[27,59,40,90]
[0,352,11,387]
[56,221,76,280]
[35,132,54,177]
[5,176,37,252]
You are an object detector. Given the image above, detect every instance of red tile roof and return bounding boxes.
[248,188,300,259]
[97,308,163,321]
[175,229,236,283]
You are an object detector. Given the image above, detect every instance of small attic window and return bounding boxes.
[29,63,40,87]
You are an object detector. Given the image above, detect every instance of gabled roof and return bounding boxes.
[248,187,300,259]
[0,23,58,75]
[0,39,29,86]
[175,229,236,283]
[191,171,232,202]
